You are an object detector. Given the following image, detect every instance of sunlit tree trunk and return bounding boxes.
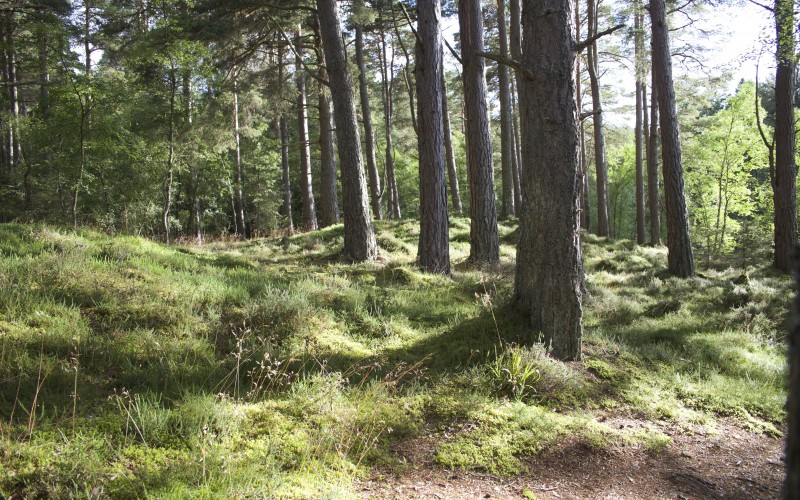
[497,0,515,218]
[634,2,645,245]
[647,70,661,245]
[296,29,318,231]
[650,0,694,276]
[318,60,339,228]
[416,0,450,274]
[441,61,462,216]
[458,0,499,265]
[317,0,378,262]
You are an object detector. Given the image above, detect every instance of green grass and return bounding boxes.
[0,222,790,497]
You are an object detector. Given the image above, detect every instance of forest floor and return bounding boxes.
[0,220,790,498]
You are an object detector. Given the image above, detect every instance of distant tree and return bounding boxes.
[316,0,378,262]
[496,0,515,219]
[586,0,610,237]
[295,28,318,232]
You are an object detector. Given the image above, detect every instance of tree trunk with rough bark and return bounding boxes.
[278,47,294,235]
[586,0,610,237]
[648,70,661,245]
[516,0,583,361]
[634,2,645,245]
[380,30,402,219]
[296,29,318,231]
[787,250,800,498]
[650,0,694,277]
[441,61,463,216]
[416,0,450,274]
[772,0,797,273]
[355,11,383,220]
[318,61,339,228]
[497,0,515,219]
[458,0,499,265]
[317,0,378,262]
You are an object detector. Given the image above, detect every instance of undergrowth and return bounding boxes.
[0,222,790,497]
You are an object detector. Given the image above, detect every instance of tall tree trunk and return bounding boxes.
[634,2,645,245]
[586,0,610,237]
[458,0,500,265]
[316,0,378,262]
[6,12,21,170]
[277,46,293,235]
[787,252,800,499]
[575,0,589,231]
[510,77,523,215]
[650,0,694,277]
[232,72,247,237]
[510,0,524,217]
[416,0,450,274]
[296,30,318,231]
[441,61,463,216]
[772,0,797,272]
[185,72,202,242]
[163,71,176,244]
[647,70,661,245]
[355,11,383,220]
[497,0,515,219]
[318,61,340,227]
[393,12,418,137]
[516,0,583,361]
[380,30,402,219]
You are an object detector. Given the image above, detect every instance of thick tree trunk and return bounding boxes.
[441,61,463,216]
[586,0,610,237]
[232,73,247,237]
[647,71,661,245]
[497,0,515,219]
[650,0,694,277]
[787,250,800,499]
[317,0,378,262]
[634,4,645,245]
[296,30,318,231]
[355,16,383,220]
[318,63,340,228]
[416,0,450,274]
[516,0,583,361]
[772,0,797,273]
[458,0,500,265]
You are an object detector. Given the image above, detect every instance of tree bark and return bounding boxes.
[441,61,463,216]
[586,0,610,237]
[772,0,797,273]
[647,69,661,245]
[380,29,402,219]
[634,2,645,245]
[458,0,500,265]
[516,0,583,361]
[355,11,383,220]
[317,0,378,262]
[497,0,515,219]
[232,72,247,237]
[163,71,177,243]
[318,60,340,228]
[787,250,800,499]
[296,29,318,231]
[278,46,294,235]
[650,0,694,277]
[416,0,450,274]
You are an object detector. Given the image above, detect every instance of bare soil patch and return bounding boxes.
[357,419,785,499]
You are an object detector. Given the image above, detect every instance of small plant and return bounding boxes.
[487,347,540,399]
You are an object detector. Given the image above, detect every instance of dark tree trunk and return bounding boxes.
[586,0,610,237]
[516,0,583,361]
[634,2,645,245]
[497,0,515,219]
[317,0,378,262]
[232,73,247,237]
[441,61,463,216]
[380,30,402,219]
[510,77,523,215]
[296,30,318,231]
[416,0,450,274]
[355,13,383,220]
[787,250,800,498]
[650,0,694,277]
[772,0,797,273]
[648,70,661,245]
[458,0,500,265]
[318,62,340,228]
[510,0,524,217]
[576,0,590,231]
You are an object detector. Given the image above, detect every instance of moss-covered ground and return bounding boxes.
[0,221,789,497]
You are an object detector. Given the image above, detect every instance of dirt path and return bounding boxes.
[357,419,785,499]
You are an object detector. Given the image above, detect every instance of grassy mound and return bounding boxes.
[0,223,789,497]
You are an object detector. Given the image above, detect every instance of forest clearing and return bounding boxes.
[0,221,789,497]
